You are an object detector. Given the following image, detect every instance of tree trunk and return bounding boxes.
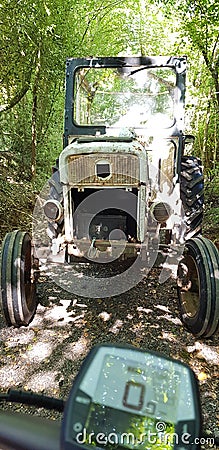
[31,46,41,179]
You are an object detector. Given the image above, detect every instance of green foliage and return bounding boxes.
[0,152,35,240]
[202,169,219,245]
[0,0,183,180]
[0,0,219,234]
[154,0,219,168]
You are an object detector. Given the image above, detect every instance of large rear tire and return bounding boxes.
[47,170,64,239]
[177,236,219,338]
[0,230,37,327]
[180,156,204,239]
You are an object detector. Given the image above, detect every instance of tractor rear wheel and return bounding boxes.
[0,230,37,327]
[47,170,64,239]
[177,236,219,338]
[180,155,204,239]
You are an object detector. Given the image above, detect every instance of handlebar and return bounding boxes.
[0,410,60,450]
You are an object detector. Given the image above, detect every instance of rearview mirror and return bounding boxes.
[61,344,201,449]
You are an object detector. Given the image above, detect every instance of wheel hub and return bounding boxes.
[177,254,200,317]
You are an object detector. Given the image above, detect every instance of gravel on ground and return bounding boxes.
[0,266,218,449]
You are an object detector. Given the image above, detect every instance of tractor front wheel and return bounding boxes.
[0,230,37,327]
[177,236,219,338]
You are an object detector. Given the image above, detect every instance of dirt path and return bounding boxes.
[0,268,218,447]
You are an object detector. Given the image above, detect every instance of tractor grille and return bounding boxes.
[68,153,139,186]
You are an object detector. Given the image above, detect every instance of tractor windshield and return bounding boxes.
[73,66,176,132]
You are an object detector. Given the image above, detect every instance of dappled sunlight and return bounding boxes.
[0,329,35,347]
[131,322,147,334]
[159,331,177,342]
[0,267,218,438]
[0,364,27,388]
[154,304,171,313]
[187,341,219,365]
[30,301,86,328]
[21,328,70,364]
[158,313,182,326]
[24,341,54,363]
[0,318,72,393]
[98,311,112,322]
[25,370,59,393]
[43,300,84,325]
[63,334,91,361]
[136,306,153,314]
[109,319,123,334]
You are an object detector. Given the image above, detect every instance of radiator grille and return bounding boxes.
[68,154,140,186]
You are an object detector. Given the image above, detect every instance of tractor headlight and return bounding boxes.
[43,200,63,221]
[150,202,172,223]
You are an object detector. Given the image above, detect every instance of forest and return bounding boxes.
[0,0,219,243]
[0,2,219,446]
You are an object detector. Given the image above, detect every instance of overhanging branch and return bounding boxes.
[0,69,32,114]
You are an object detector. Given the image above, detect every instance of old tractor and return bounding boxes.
[0,56,218,337]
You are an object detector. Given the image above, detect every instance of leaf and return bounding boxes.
[198,372,209,381]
